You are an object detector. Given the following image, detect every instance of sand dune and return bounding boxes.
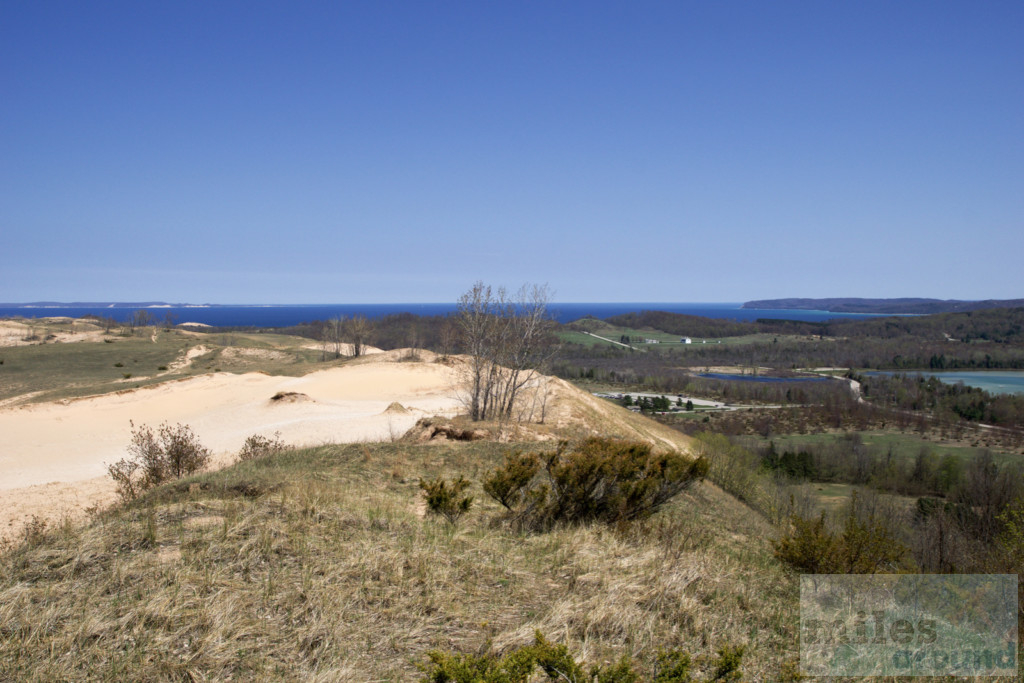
[0,358,462,540]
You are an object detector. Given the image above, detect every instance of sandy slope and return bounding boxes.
[0,358,462,541]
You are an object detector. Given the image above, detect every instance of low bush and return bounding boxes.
[773,491,910,573]
[419,475,474,526]
[107,422,211,501]
[237,431,285,462]
[419,631,743,682]
[483,437,707,531]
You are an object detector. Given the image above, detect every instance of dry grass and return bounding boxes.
[0,440,806,681]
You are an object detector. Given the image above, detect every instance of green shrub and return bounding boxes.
[482,450,541,511]
[773,492,909,573]
[483,437,707,531]
[419,475,474,526]
[709,644,744,682]
[994,500,1024,570]
[420,632,740,682]
[654,650,693,682]
[771,512,837,574]
[107,422,211,501]
[419,631,599,682]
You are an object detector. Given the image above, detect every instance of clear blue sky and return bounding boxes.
[2,1,1021,303]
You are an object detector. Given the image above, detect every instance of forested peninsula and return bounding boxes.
[742,297,1024,314]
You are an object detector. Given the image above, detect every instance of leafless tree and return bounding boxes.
[456,282,557,422]
[329,315,345,358]
[127,309,154,335]
[347,314,370,357]
[439,317,456,359]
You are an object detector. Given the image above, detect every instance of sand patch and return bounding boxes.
[158,344,209,375]
[0,477,116,544]
[0,391,45,409]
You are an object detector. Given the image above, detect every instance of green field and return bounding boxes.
[556,326,683,348]
[742,430,1020,467]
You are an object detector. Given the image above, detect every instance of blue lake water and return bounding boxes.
[0,302,887,327]
[865,371,1024,396]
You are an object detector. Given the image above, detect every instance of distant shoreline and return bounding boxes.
[741,297,1024,315]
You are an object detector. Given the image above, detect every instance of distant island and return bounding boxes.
[742,297,1024,314]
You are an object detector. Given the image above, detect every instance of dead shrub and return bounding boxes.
[107,422,211,502]
[237,432,285,462]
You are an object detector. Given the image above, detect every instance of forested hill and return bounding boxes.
[741,297,1024,314]
[604,307,1024,344]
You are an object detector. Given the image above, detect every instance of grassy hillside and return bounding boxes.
[0,441,800,681]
